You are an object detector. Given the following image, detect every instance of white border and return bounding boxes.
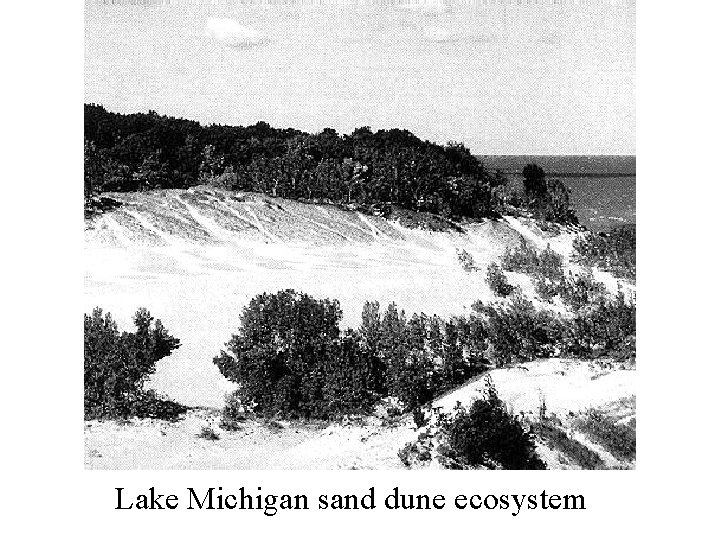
[4,0,719,537]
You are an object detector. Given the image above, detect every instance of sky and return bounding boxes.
[84,0,635,155]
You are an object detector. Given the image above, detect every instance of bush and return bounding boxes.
[572,225,636,280]
[457,249,478,272]
[557,270,607,311]
[563,291,636,359]
[486,263,515,297]
[471,283,634,364]
[501,241,538,273]
[472,296,563,365]
[84,307,184,420]
[214,290,383,419]
[321,331,385,416]
[441,378,545,470]
[534,277,561,302]
[219,392,247,431]
[198,425,220,441]
[501,243,563,282]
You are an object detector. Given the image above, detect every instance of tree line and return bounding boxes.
[85,283,634,423]
[84,104,576,224]
[213,286,634,422]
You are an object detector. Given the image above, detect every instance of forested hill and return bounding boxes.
[84,104,496,218]
[84,104,575,224]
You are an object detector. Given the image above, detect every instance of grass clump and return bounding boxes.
[219,392,247,431]
[532,419,605,469]
[574,409,636,461]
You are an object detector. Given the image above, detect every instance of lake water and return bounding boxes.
[480,155,635,232]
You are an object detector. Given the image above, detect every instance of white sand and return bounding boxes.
[84,189,634,470]
[86,189,576,407]
[85,358,634,470]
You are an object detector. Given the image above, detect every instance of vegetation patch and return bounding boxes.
[486,263,515,297]
[84,307,186,420]
[472,296,563,365]
[556,270,608,311]
[198,425,220,441]
[438,379,545,470]
[211,285,635,422]
[501,242,564,282]
[457,249,479,272]
[521,164,578,225]
[574,409,636,462]
[85,106,582,226]
[532,420,606,469]
[572,225,636,280]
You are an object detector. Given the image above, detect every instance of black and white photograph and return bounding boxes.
[83,0,636,470]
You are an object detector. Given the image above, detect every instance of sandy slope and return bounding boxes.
[85,188,584,407]
[84,188,635,470]
[85,358,635,470]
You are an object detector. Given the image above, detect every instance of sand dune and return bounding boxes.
[85,358,635,470]
[86,188,581,407]
[85,189,634,469]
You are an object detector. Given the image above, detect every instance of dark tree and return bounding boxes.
[444,379,545,469]
[84,104,500,222]
[321,330,384,415]
[84,307,182,419]
[214,290,343,417]
[521,163,548,201]
[84,139,101,214]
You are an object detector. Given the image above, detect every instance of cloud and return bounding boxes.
[205,18,268,48]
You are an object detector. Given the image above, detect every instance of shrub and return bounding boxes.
[214,290,383,419]
[472,296,563,365]
[441,378,545,470]
[556,270,608,311]
[219,392,247,431]
[471,283,634,364]
[84,307,183,420]
[534,276,561,302]
[563,291,636,359]
[321,331,385,416]
[501,243,563,282]
[198,425,220,441]
[501,241,539,273]
[132,390,188,420]
[457,249,478,272]
[486,263,515,297]
[572,225,636,280]
[536,245,564,281]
